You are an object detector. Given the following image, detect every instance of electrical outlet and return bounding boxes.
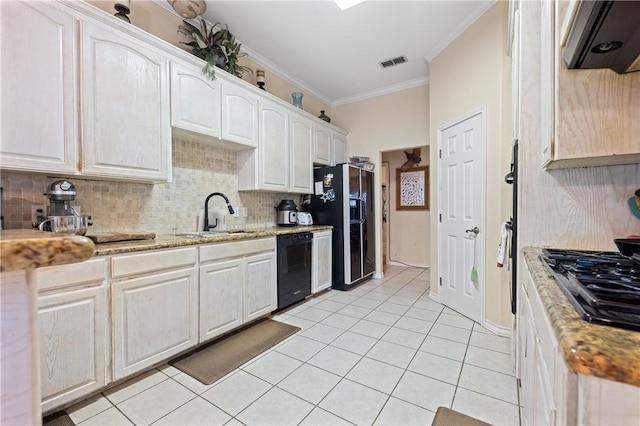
[242,207,248,217]
[31,205,45,224]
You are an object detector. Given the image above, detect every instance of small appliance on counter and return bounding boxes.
[275,199,298,226]
[297,212,313,226]
[33,179,92,235]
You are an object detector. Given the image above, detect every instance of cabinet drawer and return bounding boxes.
[35,258,107,292]
[200,238,275,263]
[111,247,197,279]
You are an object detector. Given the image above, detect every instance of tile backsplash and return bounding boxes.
[1,138,295,234]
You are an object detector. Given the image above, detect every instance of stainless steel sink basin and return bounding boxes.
[176,232,229,238]
[176,230,256,238]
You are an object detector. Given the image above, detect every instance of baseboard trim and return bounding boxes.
[483,319,512,337]
[386,260,430,268]
[428,291,440,303]
[373,272,384,279]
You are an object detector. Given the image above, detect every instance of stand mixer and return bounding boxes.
[33,180,93,235]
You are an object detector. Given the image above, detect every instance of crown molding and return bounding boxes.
[331,77,429,107]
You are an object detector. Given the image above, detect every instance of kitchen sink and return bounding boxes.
[176,231,230,238]
[176,230,255,238]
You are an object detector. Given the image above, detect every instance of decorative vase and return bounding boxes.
[318,110,331,123]
[291,92,303,109]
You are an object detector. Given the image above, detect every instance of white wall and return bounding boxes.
[428,2,513,328]
[333,85,430,278]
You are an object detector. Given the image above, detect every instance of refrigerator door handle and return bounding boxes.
[360,199,366,223]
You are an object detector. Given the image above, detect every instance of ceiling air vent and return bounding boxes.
[379,55,408,68]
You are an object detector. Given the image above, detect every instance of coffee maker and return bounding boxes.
[33,180,92,235]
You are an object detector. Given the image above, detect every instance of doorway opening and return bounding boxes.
[380,146,431,270]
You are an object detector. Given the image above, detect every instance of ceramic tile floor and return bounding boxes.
[64,266,521,426]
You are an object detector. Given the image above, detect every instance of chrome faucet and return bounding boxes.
[204,192,235,231]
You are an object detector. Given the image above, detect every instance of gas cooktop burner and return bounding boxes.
[541,248,640,332]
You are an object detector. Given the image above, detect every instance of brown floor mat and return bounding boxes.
[170,319,300,385]
[43,411,75,426]
[432,406,492,426]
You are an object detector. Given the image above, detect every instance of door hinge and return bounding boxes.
[439,213,442,222]
[439,149,442,159]
[439,277,442,286]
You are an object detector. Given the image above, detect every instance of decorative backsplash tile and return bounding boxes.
[1,138,296,234]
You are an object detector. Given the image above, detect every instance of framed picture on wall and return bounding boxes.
[396,166,429,210]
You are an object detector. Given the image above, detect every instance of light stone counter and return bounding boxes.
[0,229,95,272]
[523,247,640,387]
[91,225,332,256]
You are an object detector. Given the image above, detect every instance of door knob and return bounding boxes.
[465,227,479,234]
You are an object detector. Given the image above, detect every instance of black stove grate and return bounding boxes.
[540,248,640,332]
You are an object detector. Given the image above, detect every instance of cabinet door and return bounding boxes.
[170,60,220,138]
[332,133,347,165]
[112,267,198,380]
[0,1,78,174]
[220,80,258,148]
[80,19,171,182]
[313,126,332,165]
[258,99,289,191]
[244,252,276,322]
[38,285,106,413]
[312,231,332,293]
[199,259,243,342]
[289,115,313,194]
[539,0,554,167]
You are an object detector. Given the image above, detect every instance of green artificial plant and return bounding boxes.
[178,19,252,80]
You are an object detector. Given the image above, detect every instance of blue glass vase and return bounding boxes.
[291,92,303,109]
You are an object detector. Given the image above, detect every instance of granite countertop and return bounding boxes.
[523,247,640,386]
[0,229,95,272]
[91,225,332,256]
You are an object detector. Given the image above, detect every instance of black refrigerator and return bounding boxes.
[306,164,375,290]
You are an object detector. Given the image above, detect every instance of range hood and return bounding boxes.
[563,0,640,74]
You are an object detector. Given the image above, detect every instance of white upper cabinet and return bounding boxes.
[258,98,289,191]
[170,60,221,139]
[1,1,174,183]
[289,115,314,193]
[313,125,332,165]
[539,0,640,169]
[237,97,315,193]
[332,132,347,165]
[0,1,78,174]
[220,79,259,148]
[237,97,290,192]
[80,19,171,182]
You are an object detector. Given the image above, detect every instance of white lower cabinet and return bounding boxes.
[111,247,198,381]
[199,238,277,342]
[245,252,278,322]
[199,258,243,342]
[312,230,332,293]
[35,258,108,414]
[518,262,569,426]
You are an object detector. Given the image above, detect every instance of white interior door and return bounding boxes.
[438,110,485,324]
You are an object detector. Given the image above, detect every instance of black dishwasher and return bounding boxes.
[277,232,313,310]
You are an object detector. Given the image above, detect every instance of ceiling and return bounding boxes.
[162,0,496,106]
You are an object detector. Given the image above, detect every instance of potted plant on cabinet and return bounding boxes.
[178,19,252,80]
